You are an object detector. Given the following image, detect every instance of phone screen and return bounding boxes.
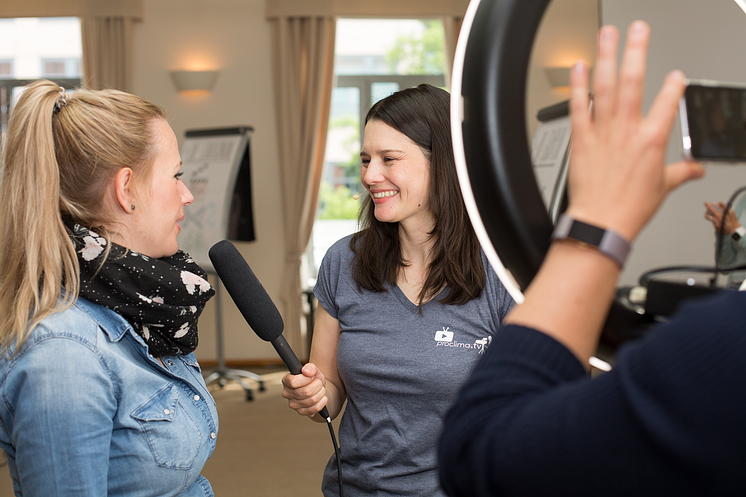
[680,81,746,161]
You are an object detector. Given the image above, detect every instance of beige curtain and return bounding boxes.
[80,16,135,91]
[270,16,336,355]
[441,15,464,88]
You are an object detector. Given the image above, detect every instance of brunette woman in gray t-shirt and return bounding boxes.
[282,84,515,496]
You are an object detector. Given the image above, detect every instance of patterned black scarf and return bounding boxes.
[68,223,215,357]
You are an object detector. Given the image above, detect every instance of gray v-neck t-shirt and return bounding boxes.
[315,235,515,496]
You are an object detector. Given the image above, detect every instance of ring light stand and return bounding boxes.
[451,0,650,350]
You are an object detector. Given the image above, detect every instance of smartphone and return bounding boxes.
[705,203,723,216]
[709,204,723,215]
[679,79,746,161]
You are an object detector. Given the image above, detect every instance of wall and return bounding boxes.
[2,0,143,18]
[131,0,283,362]
[266,0,469,17]
[601,0,746,287]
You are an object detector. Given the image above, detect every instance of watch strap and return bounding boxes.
[551,214,631,268]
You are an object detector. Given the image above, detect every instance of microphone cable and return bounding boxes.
[639,263,746,287]
[639,264,728,287]
[322,415,344,497]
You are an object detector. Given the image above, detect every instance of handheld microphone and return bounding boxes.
[208,239,331,420]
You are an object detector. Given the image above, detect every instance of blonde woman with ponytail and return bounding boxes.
[0,80,218,496]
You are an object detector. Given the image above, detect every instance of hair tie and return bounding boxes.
[53,87,70,115]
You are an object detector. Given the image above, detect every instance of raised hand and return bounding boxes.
[566,21,704,242]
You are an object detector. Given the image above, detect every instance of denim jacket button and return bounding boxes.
[163,409,170,415]
[210,432,216,439]
[193,395,200,401]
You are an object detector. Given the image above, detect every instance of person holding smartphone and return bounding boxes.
[436,20,746,496]
[705,198,746,288]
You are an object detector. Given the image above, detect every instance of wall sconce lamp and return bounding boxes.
[170,70,219,92]
[544,67,572,88]
[544,66,592,89]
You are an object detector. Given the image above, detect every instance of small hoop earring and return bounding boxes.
[131,205,136,211]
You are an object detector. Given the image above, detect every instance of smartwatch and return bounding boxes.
[551,214,631,268]
[731,226,746,242]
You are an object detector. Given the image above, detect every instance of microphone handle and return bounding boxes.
[271,334,331,420]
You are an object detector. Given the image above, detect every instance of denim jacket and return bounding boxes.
[0,297,219,496]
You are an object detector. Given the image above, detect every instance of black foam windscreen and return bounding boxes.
[208,239,284,342]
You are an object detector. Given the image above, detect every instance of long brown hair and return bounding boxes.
[350,84,485,307]
[0,80,165,352]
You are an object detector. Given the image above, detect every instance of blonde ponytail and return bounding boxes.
[0,80,165,351]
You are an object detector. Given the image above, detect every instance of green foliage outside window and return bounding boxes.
[319,19,446,221]
[318,183,360,220]
[385,20,446,75]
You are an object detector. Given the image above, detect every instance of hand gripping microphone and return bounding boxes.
[208,239,331,420]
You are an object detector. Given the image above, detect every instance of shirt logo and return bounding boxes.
[434,327,454,342]
[474,336,492,354]
[434,327,492,354]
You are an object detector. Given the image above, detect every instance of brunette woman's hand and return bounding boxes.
[281,363,328,417]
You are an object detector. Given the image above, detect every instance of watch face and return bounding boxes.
[732,232,742,241]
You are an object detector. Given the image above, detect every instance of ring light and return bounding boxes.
[451,0,649,347]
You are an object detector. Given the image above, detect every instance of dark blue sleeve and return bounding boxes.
[438,291,746,496]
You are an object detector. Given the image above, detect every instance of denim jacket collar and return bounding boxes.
[73,296,201,370]
[74,296,131,343]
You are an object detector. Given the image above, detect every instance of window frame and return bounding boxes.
[1,78,81,134]
[336,74,446,141]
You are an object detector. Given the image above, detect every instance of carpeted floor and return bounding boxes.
[0,368,340,496]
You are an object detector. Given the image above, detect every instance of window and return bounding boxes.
[306,19,447,279]
[42,58,82,78]
[0,17,82,134]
